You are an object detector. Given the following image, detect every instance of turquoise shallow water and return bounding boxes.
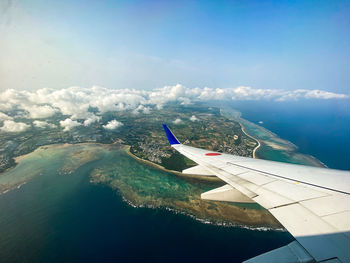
[221,105,325,167]
[0,144,292,263]
[222,100,350,170]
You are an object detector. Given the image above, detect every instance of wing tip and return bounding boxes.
[162,124,181,145]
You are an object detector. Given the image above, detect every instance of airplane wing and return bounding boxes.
[162,124,350,263]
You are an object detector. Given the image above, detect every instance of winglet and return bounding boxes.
[162,124,181,145]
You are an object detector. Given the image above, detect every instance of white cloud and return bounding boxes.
[190,115,198,122]
[0,120,30,132]
[25,105,57,119]
[59,118,81,131]
[83,115,101,126]
[33,120,56,128]
[173,118,183,125]
[103,119,123,130]
[0,112,13,121]
[0,85,347,128]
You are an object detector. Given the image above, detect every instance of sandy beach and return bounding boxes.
[239,123,261,159]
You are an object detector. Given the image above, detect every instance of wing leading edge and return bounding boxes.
[162,124,350,263]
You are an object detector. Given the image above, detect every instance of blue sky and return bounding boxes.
[1,0,350,92]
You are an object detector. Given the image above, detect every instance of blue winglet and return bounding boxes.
[162,124,181,145]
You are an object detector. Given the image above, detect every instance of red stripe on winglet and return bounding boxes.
[205,153,222,156]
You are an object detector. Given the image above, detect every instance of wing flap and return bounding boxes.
[201,184,255,203]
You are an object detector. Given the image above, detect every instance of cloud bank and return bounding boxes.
[0,84,348,132]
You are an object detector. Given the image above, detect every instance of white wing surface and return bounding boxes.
[162,125,350,263]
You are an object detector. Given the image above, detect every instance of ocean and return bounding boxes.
[226,100,350,170]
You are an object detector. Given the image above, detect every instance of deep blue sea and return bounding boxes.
[229,100,350,170]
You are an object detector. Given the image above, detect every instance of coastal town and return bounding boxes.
[128,105,258,171]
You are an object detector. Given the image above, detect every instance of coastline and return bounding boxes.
[239,122,261,159]
[125,146,222,182]
[242,119,326,167]
[221,107,326,167]
[219,108,261,159]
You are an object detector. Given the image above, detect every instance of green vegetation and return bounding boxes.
[161,152,188,171]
